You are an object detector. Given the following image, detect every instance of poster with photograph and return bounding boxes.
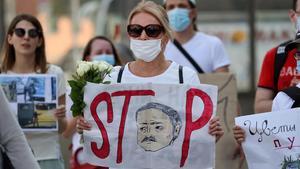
[0,74,58,131]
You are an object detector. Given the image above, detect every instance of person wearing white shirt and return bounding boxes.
[163,0,230,73]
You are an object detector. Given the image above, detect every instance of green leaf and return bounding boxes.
[93,76,101,83]
[70,90,80,101]
[71,104,83,117]
[68,80,76,87]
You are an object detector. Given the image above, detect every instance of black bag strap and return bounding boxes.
[179,65,183,84]
[173,39,204,74]
[274,40,292,92]
[117,66,125,83]
[281,86,300,108]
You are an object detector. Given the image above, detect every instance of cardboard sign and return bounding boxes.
[199,73,243,169]
[235,108,300,169]
[83,83,217,169]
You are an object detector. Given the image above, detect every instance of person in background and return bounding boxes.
[272,38,300,111]
[163,0,230,73]
[254,0,300,113]
[0,14,67,169]
[162,0,245,165]
[234,1,300,141]
[0,86,40,169]
[81,36,122,65]
[76,1,223,168]
[63,36,122,169]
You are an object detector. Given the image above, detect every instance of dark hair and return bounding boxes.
[82,36,121,66]
[1,14,47,73]
[293,0,298,11]
[188,1,198,31]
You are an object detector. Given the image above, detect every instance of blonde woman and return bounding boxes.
[77,1,223,168]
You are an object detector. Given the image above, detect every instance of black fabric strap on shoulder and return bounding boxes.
[274,40,292,92]
[282,86,300,108]
[173,39,204,74]
[179,65,183,84]
[118,65,184,84]
[117,66,125,83]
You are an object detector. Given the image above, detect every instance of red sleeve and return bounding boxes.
[257,47,277,90]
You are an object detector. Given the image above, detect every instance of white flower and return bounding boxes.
[76,61,90,76]
[87,61,94,67]
[91,61,109,72]
[91,61,100,69]
[107,63,113,72]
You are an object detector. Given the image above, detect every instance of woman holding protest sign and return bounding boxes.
[0,14,67,169]
[76,0,223,167]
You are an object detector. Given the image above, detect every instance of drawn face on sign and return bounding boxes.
[136,102,181,152]
[281,156,300,169]
[285,162,299,169]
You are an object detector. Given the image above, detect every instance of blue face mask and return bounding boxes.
[92,54,116,65]
[167,8,191,32]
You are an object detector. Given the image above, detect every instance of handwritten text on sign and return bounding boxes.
[235,108,300,169]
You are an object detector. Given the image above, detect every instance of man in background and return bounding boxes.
[163,0,230,73]
[255,0,300,113]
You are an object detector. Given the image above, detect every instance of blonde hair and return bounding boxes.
[127,0,173,40]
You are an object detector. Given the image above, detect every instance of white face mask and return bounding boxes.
[130,38,162,62]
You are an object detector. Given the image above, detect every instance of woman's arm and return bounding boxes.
[0,87,40,169]
[56,94,67,133]
[62,117,78,138]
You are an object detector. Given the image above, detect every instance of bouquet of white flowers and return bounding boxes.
[68,61,113,117]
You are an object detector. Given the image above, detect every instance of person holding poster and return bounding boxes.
[64,36,123,169]
[77,1,223,168]
[234,0,300,144]
[0,14,67,169]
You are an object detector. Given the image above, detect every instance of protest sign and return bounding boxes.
[235,108,300,169]
[0,74,58,131]
[83,83,217,169]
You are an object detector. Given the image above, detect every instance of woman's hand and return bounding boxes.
[233,125,246,144]
[54,105,66,120]
[76,116,92,134]
[208,116,224,142]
